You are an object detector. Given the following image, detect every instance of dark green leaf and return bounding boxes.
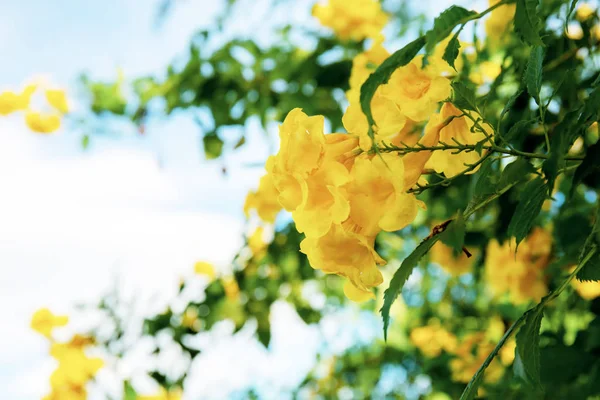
[571,142,600,196]
[499,158,535,188]
[473,158,498,197]
[499,89,524,123]
[460,372,485,400]
[360,36,426,141]
[381,234,440,339]
[451,80,478,112]
[425,6,476,54]
[514,0,545,46]
[442,34,461,71]
[504,119,533,142]
[440,214,466,256]
[507,177,548,247]
[577,253,600,282]
[514,307,544,391]
[525,46,545,105]
[566,0,580,25]
[203,132,224,160]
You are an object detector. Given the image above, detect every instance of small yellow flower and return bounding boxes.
[194,261,216,281]
[181,307,199,330]
[50,348,103,388]
[45,89,69,114]
[0,85,35,115]
[243,173,282,223]
[485,0,516,48]
[248,227,269,257]
[31,308,68,338]
[410,320,457,357]
[430,241,478,276]
[576,3,596,21]
[449,332,504,384]
[223,277,240,301]
[312,0,388,41]
[570,265,600,300]
[25,111,61,133]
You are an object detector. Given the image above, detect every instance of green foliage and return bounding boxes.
[507,177,548,247]
[524,46,545,106]
[425,5,476,55]
[514,307,544,391]
[451,80,478,112]
[514,0,544,46]
[442,34,461,71]
[360,36,426,140]
[440,214,466,256]
[572,141,600,196]
[203,132,225,159]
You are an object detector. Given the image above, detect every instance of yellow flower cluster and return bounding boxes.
[312,0,388,41]
[485,0,516,48]
[31,309,103,400]
[485,227,552,304]
[244,173,282,223]
[0,83,69,133]
[410,320,457,357]
[449,332,505,384]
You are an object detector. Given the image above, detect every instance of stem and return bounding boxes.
[459,246,598,400]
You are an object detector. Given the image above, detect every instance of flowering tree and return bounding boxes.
[18,0,600,398]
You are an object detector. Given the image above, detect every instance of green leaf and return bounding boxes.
[460,373,485,400]
[451,80,478,112]
[203,132,224,160]
[566,0,580,25]
[507,177,548,247]
[81,134,90,150]
[499,158,535,188]
[514,307,544,391]
[124,381,137,400]
[524,46,545,105]
[473,158,498,197]
[442,34,461,71]
[504,119,533,142]
[381,234,440,339]
[571,142,600,196]
[425,6,476,55]
[360,36,426,141]
[440,214,466,256]
[577,252,600,282]
[514,0,545,46]
[499,89,524,123]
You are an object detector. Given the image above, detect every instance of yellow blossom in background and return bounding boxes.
[223,277,240,300]
[248,227,269,258]
[182,307,200,330]
[137,388,182,400]
[430,241,478,276]
[449,332,504,384]
[312,0,388,41]
[499,338,516,366]
[410,321,457,357]
[194,261,216,281]
[243,173,282,223]
[50,347,104,388]
[485,0,516,48]
[45,89,70,114]
[576,3,596,21]
[25,111,61,133]
[485,227,552,304]
[570,265,600,300]
[0,85,36,115]
[426,103,491,178]
[300,223,385,300]
[381,57,451,122]
[42,386,87,400]
[469,60,503,85]
[429,36,465,75]
[31,308,69,338]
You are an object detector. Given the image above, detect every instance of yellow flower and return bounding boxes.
[469,60,503,85]
[485,0,516,48]
[31,308,68,338]
[570,265,600,300]
[449,332,504,384]
[430,241,478,276]
[50,335,95,359]
[381,57,451,122]
[300,223,385,300]
[50,347,103,388]
[137,388,182,400]
[243,173,282,223]
[45,89,69,114]
[345,153,420,236]
[25,111,61,133]
[312,0,388,41]
[426,103,491,178]
[181,307,199,330]
[499,338,516,366]
[43,386,87,400]
[223,277,240,300]
[248,227,269,257]
[267,108,327,212]
[576,3,595,21]
[347,35,389,99]
[0,85,35,115]
[194,261,216,281]
[485,227,552,304]
[410,321,457,357]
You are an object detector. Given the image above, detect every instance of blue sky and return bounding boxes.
[0,0,477,398]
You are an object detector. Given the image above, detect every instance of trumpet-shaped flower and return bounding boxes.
[244,173,282,223]
[312,0,388,41]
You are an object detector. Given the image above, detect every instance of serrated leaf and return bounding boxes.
[514,307,544,391]
[577,253,600,282]
[442,34,461,71]
[360,36,426,141]
[440,214,465,256]
[381,234,440,339]
[473,158,498,197]
[451,80,478,112]
[507,177,548,247]
[499,89,524,123]
[525,46,545,105]
[504,119,533,142]
[514,0,545,46]
[425,6,476,55]
[499,158,535,188]
[571,142,600,196]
